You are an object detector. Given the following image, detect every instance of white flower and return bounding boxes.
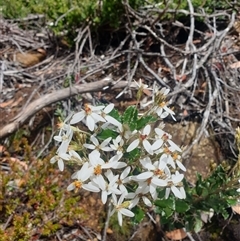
[108,154,127,169]
[88,150,118,189]
[67,162,100,192]
[69,150,83,165]
[54,124,73,154]
[126,185,152,209]
[110,135,124,156]
[126,125,153,154]
[116,166,131,195]
[92,170,121,204]
[117,124,134,140]
[83,135,112,153]
[70,104,106,131]
[111,194,134,226]
[101,103,121,127]
[153,88,176,120]
[136,157,169,188]
[50,152,71,171]
[165,171,185,199]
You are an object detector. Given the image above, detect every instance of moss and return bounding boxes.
[0,138,87,240]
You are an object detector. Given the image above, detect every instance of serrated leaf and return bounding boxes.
[136,115,157,130]
[175,200,190,213]
[122,106,138,131]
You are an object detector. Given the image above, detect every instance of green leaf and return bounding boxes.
[155,198,175,210]
[164,207,174,218]
[122,106,138,131]
[175,200,190,213]
[132,206,144,224]
[97,129,118,140]
[136,115,157,130]
[108,108,121,122]
[194,218,203,233]
[124,148,141,164]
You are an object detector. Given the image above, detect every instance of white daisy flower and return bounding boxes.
[110,194,134,226]
[126,125,153,154]
[70,103,105,131]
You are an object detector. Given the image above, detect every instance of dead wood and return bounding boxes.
[0,79,129,139]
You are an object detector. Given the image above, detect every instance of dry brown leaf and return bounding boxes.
[230,61,240,69]
[232,203,240,215]
[165,228,187,240]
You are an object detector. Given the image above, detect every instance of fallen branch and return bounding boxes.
[0,78,128,139]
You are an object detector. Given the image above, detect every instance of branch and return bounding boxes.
[0,78,127,139]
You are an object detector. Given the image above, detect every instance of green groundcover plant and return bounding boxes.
[50,80,240,231]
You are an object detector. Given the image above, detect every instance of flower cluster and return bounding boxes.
[51,87,187,226]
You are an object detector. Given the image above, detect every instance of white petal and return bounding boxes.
[171,186,183,199]
[152,139,163,150]
[176,160,186,172]
[104,103,114,114]
[67,183,75,191]
[89,150,101,166]
[168,139,182,152]
[91,105,105,111]
[143,140,153,155]
[120,208,134,218]
[143,125,151,135]
[140,157,154,170]
[78,163,91,181]
[142,196,152,207]
[151,177,167,187]
[172,173,184,183]
[126,139,139,152]
[58,159,64,171]
[90,135,99,146]
[92,112,105,122]
[96,175,106,190]
[105,115,121,126]
[83,183,100,192]
[129,198,139,209]
[111,162,127,169]
[101,191,108,204]
[137,171,153,180]
[121,166,131,179]
[118,212,123,226]
[50,156,57,164]
[165,188,171,199]
[180,186,186,199]
[83,144,96,150]
[160,111,169,119]
[155,128,164,137]
[86,115,95,131]
[70,111,85,124]
[54,136,62,142]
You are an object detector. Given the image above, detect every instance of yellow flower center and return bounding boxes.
[94,165,102,175]
[74,180,82,189]
[84,104,92,115]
